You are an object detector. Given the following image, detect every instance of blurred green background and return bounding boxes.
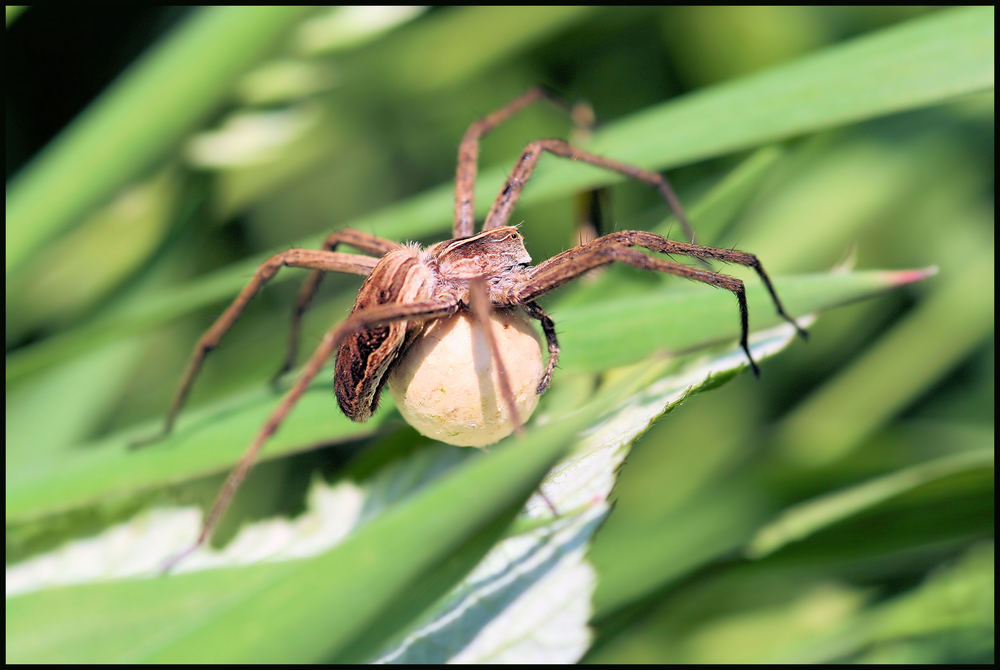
[5,6,993,664]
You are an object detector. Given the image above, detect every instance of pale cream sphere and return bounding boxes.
[387,309,544,447]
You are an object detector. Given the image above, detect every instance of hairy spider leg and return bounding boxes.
[132,250,378,448]
[586,231,808,340]
[160,299,459,573]
[469,282,560,517]
[523,301,560,394]
[454,86,597,238]
[468,277,524,437]
[515,242,762,376]
[483,138,696,244]
[274,229,403,386]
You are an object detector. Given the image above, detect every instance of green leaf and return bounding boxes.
[581,6,993,186]
[5,5,26,26]
[775,253,995,466]
[5,6,316,275]
[771,544,995,663]
[5,339,144,465]
[5,405,588,663]
[366,322,806,663]
[6,309,806,663]
[747,449,994,559]
[346,6,599,92]
[557,269,936,372]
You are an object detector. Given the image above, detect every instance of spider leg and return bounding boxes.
[131,249,379,448]
[471,283,560,515]
[468,277,523,437]
[483,138,696,244]
[523,301,560,394]
[515,243,762,376]
[160,298,458,573]
[587,231,808,340]
[454,86,595,238]
[273,229,403,387]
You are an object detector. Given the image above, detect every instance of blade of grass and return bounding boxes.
[575,6,992,191]
[5,5,27,26]
[556,268,936,372]
[747,449,994,559]
[5,6,315,275]
[772,544,994,663]
[5,310,807,663]
[5,393,594,663]
[345,6,598,92]
[774,253,993,466]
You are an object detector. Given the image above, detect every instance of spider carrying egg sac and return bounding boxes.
[387,308,544,447]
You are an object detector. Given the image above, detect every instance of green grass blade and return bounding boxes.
[747,449,994,559]
[5,5,27,26]
[580,6,993,184]
[772,544,994,663]
[5,305,806,663]
[348,6,598,92]
[775,254,994,466]
[556,268,936,372]
[5,395,591,663]
[5,6,315,275]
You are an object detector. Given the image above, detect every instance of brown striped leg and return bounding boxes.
[573,231,808,340]
[160,299,459,572]
[515,242,762,376]
[455,86,592,238]
[468,277,523,437]
[483,139,696,243]
[523,301,560,394]
[131,249,379,448]
[273,229,402,386]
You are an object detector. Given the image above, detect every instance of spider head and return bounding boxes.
[432,226,531,278]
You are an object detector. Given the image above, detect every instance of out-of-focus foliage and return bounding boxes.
[5,6,993,664]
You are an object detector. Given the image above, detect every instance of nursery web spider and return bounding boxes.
[144,87,806,568]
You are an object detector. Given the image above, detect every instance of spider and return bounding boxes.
[145,87,806,567]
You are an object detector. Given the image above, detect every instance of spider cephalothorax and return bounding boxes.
[143,86,806,568]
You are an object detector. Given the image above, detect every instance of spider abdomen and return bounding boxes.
[334,248,436,422]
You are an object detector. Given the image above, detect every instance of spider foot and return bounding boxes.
[269,365,292,392]
[159,541,200,575]
[742,347,762,378]
[538,489,559,517]
[128,429,168,451]
[777,309,809,340]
